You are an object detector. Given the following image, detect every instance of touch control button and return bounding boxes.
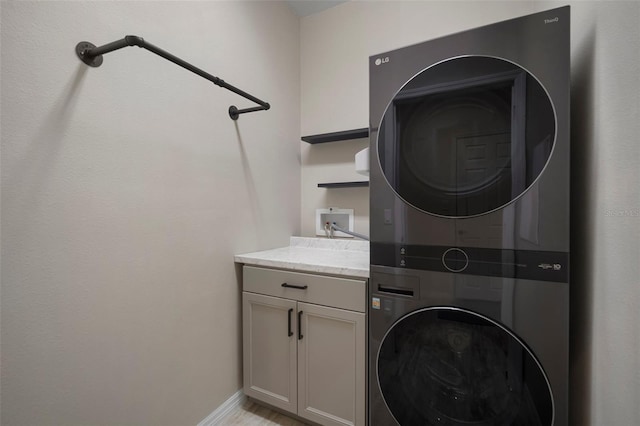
[442,248,469,272]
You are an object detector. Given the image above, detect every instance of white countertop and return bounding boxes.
[234,237,369,278]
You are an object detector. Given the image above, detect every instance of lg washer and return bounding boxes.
[368,7,570,426]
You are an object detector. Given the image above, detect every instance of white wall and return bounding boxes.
[300,1,640,425]
[0,1,300,425]
[300,138,370,238]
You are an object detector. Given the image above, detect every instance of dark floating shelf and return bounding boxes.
[318,181,369,188]
[302,128,369,144]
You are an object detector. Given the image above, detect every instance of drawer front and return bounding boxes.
[243,266,366,313]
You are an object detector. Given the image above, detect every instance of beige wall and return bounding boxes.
[300,1,640,424]
[300,138,370,238]
[0,1,300,425]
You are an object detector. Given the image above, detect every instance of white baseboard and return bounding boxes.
[197,389,246,426]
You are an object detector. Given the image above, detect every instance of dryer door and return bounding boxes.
[376,56,555,218]
[376,307,553,425]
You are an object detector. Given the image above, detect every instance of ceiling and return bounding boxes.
[285,0,348,17]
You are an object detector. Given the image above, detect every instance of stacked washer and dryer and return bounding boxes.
[368,7,570,426]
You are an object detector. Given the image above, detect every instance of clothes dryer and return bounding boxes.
[368,7,570,426]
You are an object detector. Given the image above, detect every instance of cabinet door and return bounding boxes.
[297,302,366,426]
[243,292,297,413]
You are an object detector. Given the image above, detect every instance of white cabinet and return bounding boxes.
[243,292,298,413]
[297,302,365,426]
[242,266,366,426]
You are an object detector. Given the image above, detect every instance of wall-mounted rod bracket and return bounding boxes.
[75,35,270,120]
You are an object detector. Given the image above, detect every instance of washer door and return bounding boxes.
[377,307,553,425]
[377,56,555,218]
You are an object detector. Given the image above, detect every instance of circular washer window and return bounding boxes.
[376,56,555,218]
[377,307,554,425]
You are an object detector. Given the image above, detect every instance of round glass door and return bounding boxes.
[377,307,553,425]
[377,56,556,217]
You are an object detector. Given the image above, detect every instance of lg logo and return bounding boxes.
[375,57,389,66]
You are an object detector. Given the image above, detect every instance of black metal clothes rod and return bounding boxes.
[75,35,270,120]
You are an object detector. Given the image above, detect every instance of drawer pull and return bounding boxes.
[282,283,308,290]
[298,310,304,340]
[378,284,414,297]
[287,308,294,337]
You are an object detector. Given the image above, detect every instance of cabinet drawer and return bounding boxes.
[243,266,366,313]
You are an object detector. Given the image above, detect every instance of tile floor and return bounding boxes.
[217,399,307,425]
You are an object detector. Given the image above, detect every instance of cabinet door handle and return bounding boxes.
[298,310,304,340]
[287,308,294,337]
[282,283,308,290]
